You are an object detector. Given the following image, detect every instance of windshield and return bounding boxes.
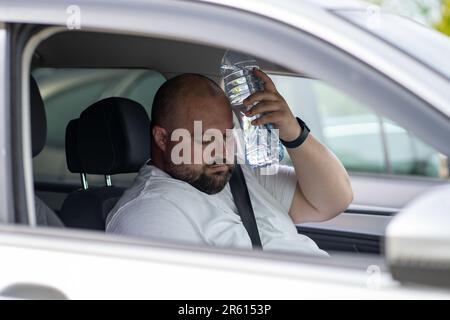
[335,9,450,81]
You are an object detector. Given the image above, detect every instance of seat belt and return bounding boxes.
[229,165,263,250]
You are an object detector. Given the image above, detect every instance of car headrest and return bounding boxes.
[67,97,151,175]
[65,119,82,173]
[30,76,47,157]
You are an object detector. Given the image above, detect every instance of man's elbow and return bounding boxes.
[338,188,354,213]
[320,187,353,221]
[335,186,353,214]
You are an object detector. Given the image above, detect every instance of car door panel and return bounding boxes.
[350,173,449,209]
[0,225,407,299]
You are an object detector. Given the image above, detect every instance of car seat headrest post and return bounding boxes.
[105,175,112,187]
[80,173,89,190]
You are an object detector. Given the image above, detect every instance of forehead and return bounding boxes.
[177,94,233,131]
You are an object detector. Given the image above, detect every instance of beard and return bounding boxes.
[164,156,235,195]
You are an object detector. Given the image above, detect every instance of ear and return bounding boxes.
[152,125,169,152]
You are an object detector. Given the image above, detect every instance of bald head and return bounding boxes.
[151,73,230,130]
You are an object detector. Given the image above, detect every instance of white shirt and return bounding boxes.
[106,164,328,257]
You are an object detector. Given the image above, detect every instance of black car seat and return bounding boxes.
[59,97,151,230]
[30,76,64,227]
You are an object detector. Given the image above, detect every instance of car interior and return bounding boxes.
[28,29,450,257]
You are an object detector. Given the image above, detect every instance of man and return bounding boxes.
[106,70,353,256]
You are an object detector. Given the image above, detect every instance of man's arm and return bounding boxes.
[244,69,353,224]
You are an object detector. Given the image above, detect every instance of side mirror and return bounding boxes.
[386,184,450,288]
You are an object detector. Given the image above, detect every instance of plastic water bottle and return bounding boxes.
[220,50,283,168]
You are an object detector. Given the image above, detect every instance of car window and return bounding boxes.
[32,68,166,187]
[272,74,449,179]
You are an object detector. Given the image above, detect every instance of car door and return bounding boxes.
[1,0,450,298]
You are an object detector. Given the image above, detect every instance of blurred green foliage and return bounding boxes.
[435,0,450,36]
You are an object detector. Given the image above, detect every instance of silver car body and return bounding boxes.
[0,0,449,299]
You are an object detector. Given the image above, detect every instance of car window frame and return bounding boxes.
[333,9,450,82]
[0,23,14,224]
[7,0,448,258]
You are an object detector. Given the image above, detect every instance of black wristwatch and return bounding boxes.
[279,117,310,149]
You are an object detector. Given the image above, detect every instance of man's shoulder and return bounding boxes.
[105,192,188,231]
[244,163,293,176]
[107,176,215,226]
[240,163,294,185]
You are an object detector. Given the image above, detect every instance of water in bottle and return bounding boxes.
[220,50,283,168]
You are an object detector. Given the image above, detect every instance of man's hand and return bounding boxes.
[243,68,353,225]
[242,68,301,142]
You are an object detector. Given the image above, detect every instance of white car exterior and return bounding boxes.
[0,0,449,299]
